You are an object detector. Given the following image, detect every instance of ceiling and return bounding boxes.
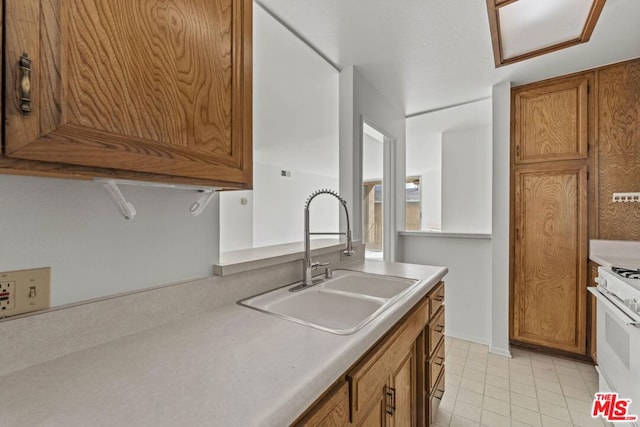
[257,0,640,116]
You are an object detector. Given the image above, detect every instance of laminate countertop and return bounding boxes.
[589,239,640,269]
[0,260,447,427]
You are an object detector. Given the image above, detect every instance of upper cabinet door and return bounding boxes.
[513,74,591,165]
[5,0,252,188]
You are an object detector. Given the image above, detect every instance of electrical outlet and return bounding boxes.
[612,192,640,203]
[0,268,50,318]
[0,281,15,311]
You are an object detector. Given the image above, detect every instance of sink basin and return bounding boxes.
[318,271,415,298]
[238,270,419,334]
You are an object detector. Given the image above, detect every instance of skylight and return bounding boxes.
[486,0,606,67]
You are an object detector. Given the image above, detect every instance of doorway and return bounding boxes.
[362,123,386,260]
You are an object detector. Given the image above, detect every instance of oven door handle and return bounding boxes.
[588,287,640,328]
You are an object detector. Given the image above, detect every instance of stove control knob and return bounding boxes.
[595,277,607,288]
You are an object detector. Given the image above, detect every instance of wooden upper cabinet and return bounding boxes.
[4,0,252,188]
[512,164,588,354]
[513,74,592,165]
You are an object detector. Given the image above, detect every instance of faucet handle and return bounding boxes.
[311,261,330,270]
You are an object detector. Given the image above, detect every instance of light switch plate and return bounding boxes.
[0,267,50,318]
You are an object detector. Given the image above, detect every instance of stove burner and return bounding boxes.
[612,267,640,280]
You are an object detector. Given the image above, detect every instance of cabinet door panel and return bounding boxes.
[513,165,587,353]
[295,382,349,427]
[390,349,415,427]
[513,75,590,164]
[5,0,251,186]
[359,395,387,427]
[348,298,428,423]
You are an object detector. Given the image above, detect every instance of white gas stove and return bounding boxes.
[594,267,640,326]
[589,266,640,426]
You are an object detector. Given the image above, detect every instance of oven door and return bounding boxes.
[589,287,640,426]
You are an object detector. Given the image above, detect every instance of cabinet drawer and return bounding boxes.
[427,369,445,426]
[426,307,445,356]
[428,282,445,318]
[428,338,445,394]
[347,297,429,423]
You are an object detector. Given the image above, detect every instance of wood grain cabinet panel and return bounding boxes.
[4,0,252,187]
[294,382,350,427]
[597,60,640,240]
[513,74,591,164]
[513,165,588,354]
[347,298,429,425]
[389,349,416,427]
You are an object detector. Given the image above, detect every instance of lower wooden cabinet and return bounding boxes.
[294,281,445,427]
[294,382,350,427]
[347,297,428,426]
[423,282,446,427]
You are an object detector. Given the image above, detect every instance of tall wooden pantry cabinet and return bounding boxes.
[510,58,640,358]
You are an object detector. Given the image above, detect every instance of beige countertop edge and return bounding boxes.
[214,239,361,276]
[0,260,447,427]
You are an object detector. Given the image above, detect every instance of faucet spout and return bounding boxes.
[297,189,354,289]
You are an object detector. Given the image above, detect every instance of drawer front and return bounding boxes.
[428,338,445,393]
[427,369,445,426]
[428,282,445,319]
[427,307,445,356]
[348,297,429,423]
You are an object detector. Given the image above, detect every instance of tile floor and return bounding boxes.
[435,337,610,427]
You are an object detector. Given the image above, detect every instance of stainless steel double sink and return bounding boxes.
[239,270,419,335]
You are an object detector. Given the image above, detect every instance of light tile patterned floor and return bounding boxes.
[435,337,611,427]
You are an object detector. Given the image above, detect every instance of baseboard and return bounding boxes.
[489,345,512,358]
[445,330,489,347]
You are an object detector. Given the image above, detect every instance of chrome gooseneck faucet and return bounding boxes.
[291,189,354,292]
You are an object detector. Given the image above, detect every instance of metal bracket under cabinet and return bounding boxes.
[95,178,218,220]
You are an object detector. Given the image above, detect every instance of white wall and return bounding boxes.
[405,129,442,230]
[252,162,339,247]
[363,133,384,181]
[398,235,492,345]
[219,191,253,252]
[340,67,406,261]
[252,4,339,177]
[405,99,492,232]
[420,169,441,230]
[0,175,217,307]
[219,5,340,252]
[441,126,492,233]
[490,81,512,357]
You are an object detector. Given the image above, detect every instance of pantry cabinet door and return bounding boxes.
[513,164,588,354]
[4,0,252,187]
